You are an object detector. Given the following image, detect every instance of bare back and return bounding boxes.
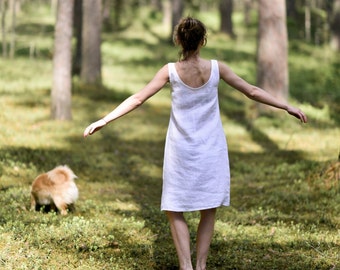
[174,58,211,88]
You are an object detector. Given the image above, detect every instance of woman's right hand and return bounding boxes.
[83,119,107,137]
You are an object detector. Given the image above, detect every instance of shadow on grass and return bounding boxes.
[1,22,55,59]
[72,83,132,103]
[16,22,54,36]
[0,147,76,177]
[208,237,338,270]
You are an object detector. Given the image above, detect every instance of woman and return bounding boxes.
[84,17,307,270]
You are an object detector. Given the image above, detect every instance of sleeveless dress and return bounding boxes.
[161,59,230,212]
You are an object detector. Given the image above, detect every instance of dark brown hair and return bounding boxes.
[173,17,207,60]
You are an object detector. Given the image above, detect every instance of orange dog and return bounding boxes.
[30,165,78,215]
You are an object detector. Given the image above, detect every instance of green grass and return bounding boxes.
[0,6,339,270]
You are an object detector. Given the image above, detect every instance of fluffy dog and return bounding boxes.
[30,165,78,215]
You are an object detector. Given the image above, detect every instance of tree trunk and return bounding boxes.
[151,0,162,12]
[72,0,82,75]
[331,0,340,51]
[244,0,252,27]
[9,0,16,58]
[51,0,74,120]
[113,0,122,30]
[171,0,184,36]
[219,0,236,38]
[286,0,297,20]
[257,0,288,112]
[51,0,57,15]
[102,0,111,30]
[1,0,8,57]
[305,1,311,42]
[81,0,102,85]
[163,0,171,28]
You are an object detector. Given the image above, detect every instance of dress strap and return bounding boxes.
[211,60,220,82]
[168,62,176,83]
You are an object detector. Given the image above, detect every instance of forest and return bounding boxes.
[0,0,339,269]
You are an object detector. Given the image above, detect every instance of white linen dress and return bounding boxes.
[161,59,230,212]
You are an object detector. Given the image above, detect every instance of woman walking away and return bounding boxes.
[83,17,307,270]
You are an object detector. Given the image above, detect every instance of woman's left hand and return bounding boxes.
[83,119,107,137]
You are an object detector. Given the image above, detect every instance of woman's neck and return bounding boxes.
[181,50,200,62]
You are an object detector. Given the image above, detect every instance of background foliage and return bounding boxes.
[0,2,339,270]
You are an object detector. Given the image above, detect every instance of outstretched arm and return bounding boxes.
[218,61,307,123]
[84,64,169,137]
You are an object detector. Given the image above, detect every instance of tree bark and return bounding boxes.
[9,0,16,58]
[163,0,171,28]
[72,0,82,75]
[286,0,297,20]
[244,0,253,27]
[51,0,74,120]
[305,1,311,43]
[171,0,184,36]
[1,0,8,57]
[219,0,236,38]
[81,0,102,85]
[257,0,289,112]
[331,0,340,51]
[151,0,162,12]
[113,0,122,30]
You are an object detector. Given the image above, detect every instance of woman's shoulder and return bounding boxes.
[216,60,232,72]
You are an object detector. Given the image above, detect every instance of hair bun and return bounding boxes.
[173,17,207,60]
[184,17,193,29]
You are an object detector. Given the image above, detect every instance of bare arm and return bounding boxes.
[218,61,307,123]
[84,64,169,137]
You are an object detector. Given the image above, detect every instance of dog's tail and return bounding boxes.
[47,165,77,183]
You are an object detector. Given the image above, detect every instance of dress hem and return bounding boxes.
[161,202,230,212]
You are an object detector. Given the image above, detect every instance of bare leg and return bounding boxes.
[30,194,37,211]
[166,211,193,270]
[53,197,68,215]
[195,208,216,270]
